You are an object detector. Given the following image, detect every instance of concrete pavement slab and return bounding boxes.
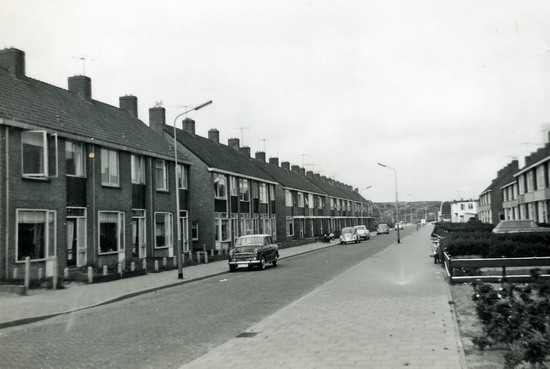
[179,226,466,369]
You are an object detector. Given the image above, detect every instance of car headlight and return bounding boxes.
[229,249,235,256]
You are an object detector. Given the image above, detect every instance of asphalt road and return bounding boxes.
[0,229,412,369]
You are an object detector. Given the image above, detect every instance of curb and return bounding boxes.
[0,242,340,330]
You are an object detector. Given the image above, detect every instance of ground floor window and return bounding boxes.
[155,212,173,249]
[99,211,125,254]
[286,216,294,237]
[17,209,56,261]
[240,215,254,235]
[215,216,231,242]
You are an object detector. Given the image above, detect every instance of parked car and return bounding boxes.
[228,234,279,271]
[340,227,360,244]
[376,224,390,234]
[353,225,370,240]
[395,222,404,230]
[492,220,550,234]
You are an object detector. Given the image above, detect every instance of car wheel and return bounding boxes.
[272,254,278,267]
[259,256,266,270]
[229,264,236,272]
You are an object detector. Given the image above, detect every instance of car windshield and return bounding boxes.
[236,236,267,246]
[355,226,366,230]
[342,228,353,234]
[500,221,535,229]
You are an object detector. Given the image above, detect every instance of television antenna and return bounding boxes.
[72,56,95,76]
[235,126,250,144]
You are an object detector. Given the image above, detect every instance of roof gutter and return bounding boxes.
[207,167,278,185]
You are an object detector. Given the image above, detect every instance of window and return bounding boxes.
[468,203,474,209]
[230,176,238,196]
[259,183,268,203]
[460,204,464,210]
[252,182,259,199]
[297,192,304,207]
[269,184,275,201]
[536,165,545,190]
[155,160,168,191]
[66,141,86,177]
[239,178,250,202]
[526,170,535,193]
[101,148,119,186]
[215,218,231,242]
[16,209,56,261]
[214,173,227,199]
[177,164,188,189]
[317,196,325,209]
[286,217,294,236]
[22,131,48,178]
[239,214,254,235]
[191,221,199,241]
[155,213,173,248]
[285,190,293,206]
[98,211,125,254]
[130,155,145,184]
[330,198,335,210]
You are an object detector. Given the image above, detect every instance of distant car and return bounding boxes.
[228,234,279,271]
[354,225,370,240]
[377,224,390,234]
[492,220,550,234]
[340,227,360,244]
[395,222,404,230]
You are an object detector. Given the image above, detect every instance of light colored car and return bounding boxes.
[228,234,279,271]
[340,227,360,244]
[492,220,550,234]
[394,222,404,230]
[353,225,370,240]
[376,224,390,234]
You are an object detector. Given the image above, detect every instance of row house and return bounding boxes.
[508,136,550,223]
[0,48,189,280]
[478,160,519,224]
[251,157,327,240]
[450,200,478,223]
[150,120,278,252]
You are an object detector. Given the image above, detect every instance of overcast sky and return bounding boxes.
[2,0,550,202]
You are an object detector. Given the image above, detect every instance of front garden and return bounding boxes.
[433,221,550,368]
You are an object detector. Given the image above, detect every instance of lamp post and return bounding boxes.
[378,163,400,244]
[173,100,213,279]
[360,186,372,227]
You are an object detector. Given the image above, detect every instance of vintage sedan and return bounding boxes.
[340,227,360,244]
[354,225,370,240]
[376,223,390,234]
[228,234,279,272]
[492,220,550,234]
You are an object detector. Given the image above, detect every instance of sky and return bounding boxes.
[1,0,550,202]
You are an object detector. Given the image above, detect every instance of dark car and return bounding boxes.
[376,224,390,234]
[228,234,279,271]
[492,220,550,234]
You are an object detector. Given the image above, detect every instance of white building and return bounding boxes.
[450,200,478,223]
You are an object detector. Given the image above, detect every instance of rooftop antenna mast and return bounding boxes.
[73,56,95,76]
[235,126,250,145]
[259,138,271,152]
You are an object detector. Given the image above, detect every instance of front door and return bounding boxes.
[66,212,86,267]
[66,218,77,267]
[132,213,146,258]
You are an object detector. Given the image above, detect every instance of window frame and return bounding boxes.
[154,212,173,249]
[155,159,169,191]
[100,148,120,187]
[177,164,188,190]
[21,130,49,178]
[214,173,227,199]
[16,209,56,262]
[131,155,146,184]
[239,178,250,202]
[66,140,86,177]
[259,183,268,204]
[98,211,125,255]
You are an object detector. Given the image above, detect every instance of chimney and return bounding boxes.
[228,138,240,151]
[306,171,314,178]
[182,118,195,135]
[281,161,290,170]
[149,106,166,135]
[255,151,266,162]
[291,165,300,173]
[320,175,327,182]
[354,188,359,192]
[208,129,220,144]
[239,146,251,157]
[299,167,306,176]
[313,173,321,180]
[68,75,92,101]
[269,157,279,166]
[0,48,25,78]
[119,95,138,118]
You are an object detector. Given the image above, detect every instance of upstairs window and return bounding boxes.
[259,183,268,203]
[177,164,188,189]
[285,190,292,206]
[536,165,545,190]
[66,141,86,177]
[155,160,168,191]
[297,192,304,208]
[269,184,276,201]
[101,148,119,186]
[22,131,48,178]
[526,170,535,193]
[229,176,238,196]
[214,173,227,199]
[131,155,145,184]
[239,178,250,202]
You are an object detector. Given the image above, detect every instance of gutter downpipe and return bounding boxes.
[4,127,9,279]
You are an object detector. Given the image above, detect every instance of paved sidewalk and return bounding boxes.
[0,240,339,328]
[179,225,466,369]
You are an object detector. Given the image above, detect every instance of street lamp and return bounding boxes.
[378,163,400,244]
[173,100,213,279]
[359,186,372,227]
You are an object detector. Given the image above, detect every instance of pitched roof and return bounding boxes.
[167,127,277,182]
[305,175,354,200]
[251,159,325,194]
[0,68,177,160]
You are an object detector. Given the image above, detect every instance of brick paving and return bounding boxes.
[179,225,466,369]
[0,241,338,328]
